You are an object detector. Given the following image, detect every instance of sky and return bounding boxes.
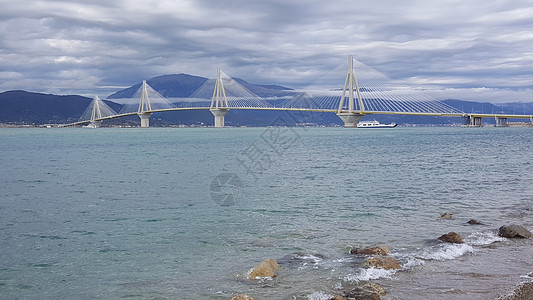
[0,0,532,103]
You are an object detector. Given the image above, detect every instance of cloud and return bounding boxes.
[0,0,532,103]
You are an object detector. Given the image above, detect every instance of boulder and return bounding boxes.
[467,219,483,225]
[249,258,279,279]
[350,245,391,256]
[329,296,345,300]
[437,232,464,244]
[498,225,532,239]
[441,212,452,219]
[360,283,387,296]
[362,256,402,270]
[344,288,380,300]
[231,295,254,300]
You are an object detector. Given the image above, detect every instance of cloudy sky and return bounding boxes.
[1,0,532,103]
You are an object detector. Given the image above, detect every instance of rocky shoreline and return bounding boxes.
[229,223,532,300]
[498,282,533,300]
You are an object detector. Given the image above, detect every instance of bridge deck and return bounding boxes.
[61,106,533,127]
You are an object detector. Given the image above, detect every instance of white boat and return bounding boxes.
[357,120,397,128]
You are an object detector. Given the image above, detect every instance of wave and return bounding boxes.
[416,243,474,261]
[343,267,397,282]
[307,291,334,300]
[465,230,506,245]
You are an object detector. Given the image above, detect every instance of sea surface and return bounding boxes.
[1,126,532,300]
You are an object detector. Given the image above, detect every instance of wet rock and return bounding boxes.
[360,283,387,296]
[467,219,483,225]
[498,225,532,239]
[329,296,345,300]
[231,294,254,300]
[350,245,391,256]
[344,288,380,300]
[249,258,279,279]
[277,252,324,265]
[438,232,464,244]
[441,212,452,219]
[362,256,402,270]
[342,283,386,300]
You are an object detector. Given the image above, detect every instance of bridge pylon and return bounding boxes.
[89,96,104,127]
[78,95,117,127]
[210,68,230,128]
[137,80,153,127]
[336,55,365,127]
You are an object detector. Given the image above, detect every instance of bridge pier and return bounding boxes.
[336,112,364,128]
[495,117,508,127]
[210,108,229,128]
[138,112,153,128]
[466,115,482,127]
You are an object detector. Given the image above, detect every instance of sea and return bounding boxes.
[1,126,532,300]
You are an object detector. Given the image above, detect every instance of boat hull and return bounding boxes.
[357,121,397,128]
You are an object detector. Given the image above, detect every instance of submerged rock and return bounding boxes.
[344,288,381,300]
[231,294,254,300]
[350,245,391,256]
[342,283,387,300]
[441,212,452,219]
[498,225,532,239]
[467,219,483,225]
[362,256,402,270]
[360,283,387,296]
[249,258,279,279]
[438,232,464,244]
[277,252,324,265]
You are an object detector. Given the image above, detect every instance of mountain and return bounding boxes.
[108,74,208,99]
[0,90,92,124]
[108,73,293,99]
[0,90,121,125]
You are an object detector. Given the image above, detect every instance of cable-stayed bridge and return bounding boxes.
[63,56,533,128]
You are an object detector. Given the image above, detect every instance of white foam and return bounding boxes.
[298,254,323,262]
[401,256,425,269]
[307,291,334,300]
[465,231,506,245]
[417,243,474,261]
[246,268,274,280]
[296,254,323,270]
[343,267,396,282]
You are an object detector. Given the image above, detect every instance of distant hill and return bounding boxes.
[0,90,92,124]
[1,74,532,126]
[0,90,122,125]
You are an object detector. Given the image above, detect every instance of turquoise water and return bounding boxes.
[1,127,532,299]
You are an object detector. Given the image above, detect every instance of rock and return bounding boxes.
[277,252,325,265]
[360,283,387,296]
[467,219,483,225]
[344,288,381,300]
[329,296,345,300]
[437,232,464,244]
[498,225,532,239]
[350,245,391,256]
[343,283,386,300]
[231,294,254,300]
[249,258,279,279]
[362,256,402,270]
[441,212,452,219]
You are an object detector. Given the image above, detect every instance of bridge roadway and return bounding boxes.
[60,106,533,127]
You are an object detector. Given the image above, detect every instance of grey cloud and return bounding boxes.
[0,0,532,103]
